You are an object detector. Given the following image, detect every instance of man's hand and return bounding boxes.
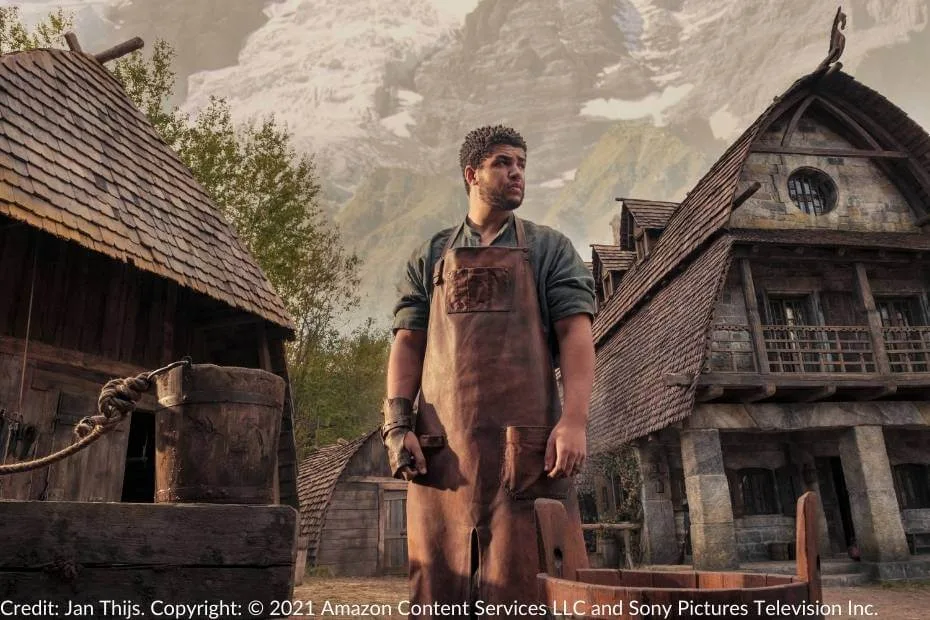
[544,419,587,478]
[402,431,427,480]
[385,429,427,480]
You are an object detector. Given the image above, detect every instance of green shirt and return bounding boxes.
[392,214,596,365]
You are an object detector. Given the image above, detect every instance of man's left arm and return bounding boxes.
[545,314,594,478]
[542,232,597,478]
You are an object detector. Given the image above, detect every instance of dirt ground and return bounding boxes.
[293,577,930,619]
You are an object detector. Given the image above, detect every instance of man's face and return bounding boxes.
[469,144,526,211]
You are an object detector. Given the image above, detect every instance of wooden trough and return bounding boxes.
[536,492,823,620]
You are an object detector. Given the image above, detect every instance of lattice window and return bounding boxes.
[893,463,930,510]
[733,468,779,516]
[878,297,930,373]
[787,167,837,215]
[877,297,924,327]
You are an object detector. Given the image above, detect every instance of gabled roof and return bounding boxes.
[589,63,930,450]
[589,236,732,452]
[620,199,679,230]
[0,49,293,331]
[591,244,636,272]
[296,430,377,564]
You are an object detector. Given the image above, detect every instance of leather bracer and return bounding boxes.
[382,397,415,479]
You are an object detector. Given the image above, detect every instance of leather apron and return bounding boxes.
[407,217,582,618]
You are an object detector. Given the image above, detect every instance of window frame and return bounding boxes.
[786,167,838,216]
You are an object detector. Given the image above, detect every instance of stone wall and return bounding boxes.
[735,514,796,562]
[731,111,918,233]
[707,266,755,372]
[902,509,930,535]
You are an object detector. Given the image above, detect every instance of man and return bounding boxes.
[383,125,595,616]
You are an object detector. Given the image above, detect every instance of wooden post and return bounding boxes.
[94,37,144,64]
[740,258,770,374]
[257,322,272,372]
[796,491,823,610]
[64,32,82,52]
[855,263,892,375]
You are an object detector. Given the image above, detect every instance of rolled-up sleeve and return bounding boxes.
[546,233,596,323]
[392,241,431,332]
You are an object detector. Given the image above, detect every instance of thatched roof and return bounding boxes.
[0,49,293,331]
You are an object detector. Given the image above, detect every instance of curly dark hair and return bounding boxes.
[458,125,527,195]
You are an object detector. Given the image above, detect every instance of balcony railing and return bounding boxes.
[763,326,875,373]
[705,324,918,374]
[883,326,930,373]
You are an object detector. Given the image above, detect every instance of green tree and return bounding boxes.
[0,7,70,54]
[4,10,389,455]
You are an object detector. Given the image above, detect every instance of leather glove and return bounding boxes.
[382,397,415,479]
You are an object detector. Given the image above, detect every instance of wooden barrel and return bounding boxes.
[536,493,824,620]
[153,364,286,504]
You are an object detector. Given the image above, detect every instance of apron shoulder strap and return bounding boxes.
[514,216,527,247]
[433,223,465,286]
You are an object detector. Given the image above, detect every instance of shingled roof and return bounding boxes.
[591,244,636,272]
[589,63,930,451]
[619,199,679,230]
[296,430,377,565]
[0,49,293,331]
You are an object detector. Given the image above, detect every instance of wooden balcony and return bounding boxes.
[695,323,930,403]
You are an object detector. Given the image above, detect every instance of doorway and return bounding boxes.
[381,489,408,574]
[121,411,155,502]
[816,457,855,555]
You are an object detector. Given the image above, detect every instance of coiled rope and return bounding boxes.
[0,357,191,476]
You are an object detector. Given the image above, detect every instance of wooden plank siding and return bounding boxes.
[0,217,293,503]
[315,482,381,576]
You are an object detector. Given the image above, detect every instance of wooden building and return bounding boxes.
[588,25,930,581]
[296,430,407,579]
[0,47,299,508]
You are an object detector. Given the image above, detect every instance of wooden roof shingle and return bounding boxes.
[0,49,293,331]
[620,198,679,229]
[590,244,636,272]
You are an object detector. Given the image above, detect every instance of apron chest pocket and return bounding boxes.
[445,267,514,313]
[500,426,569,500]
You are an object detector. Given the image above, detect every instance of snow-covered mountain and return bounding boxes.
[12,0,930,328]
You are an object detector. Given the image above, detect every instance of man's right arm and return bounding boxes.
[383,238,434,479]
[386,329,427,401]
[384,329,428,479]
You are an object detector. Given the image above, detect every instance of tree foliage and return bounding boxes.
[5,10,390,456]
[0,7,70,54]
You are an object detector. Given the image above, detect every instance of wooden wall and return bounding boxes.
[0,216,291,502]
[314,481,381,576]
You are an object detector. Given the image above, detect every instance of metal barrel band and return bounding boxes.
[157,389,282,409]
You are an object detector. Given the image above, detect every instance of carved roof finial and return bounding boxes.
[816,7,847,73]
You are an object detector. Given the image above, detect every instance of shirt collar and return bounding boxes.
[463,213,514,244]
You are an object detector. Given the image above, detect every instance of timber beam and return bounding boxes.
[695,385,725,403]
[749,145,908,158]
[853,384,897,401]
[664,373,692,387]
[798,384,837,403]
[740,384,776,403]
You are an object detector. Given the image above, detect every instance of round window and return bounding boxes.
[787,167,837,215]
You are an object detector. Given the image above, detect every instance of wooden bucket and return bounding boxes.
[536,492,823,620]
[153,364,285,504]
